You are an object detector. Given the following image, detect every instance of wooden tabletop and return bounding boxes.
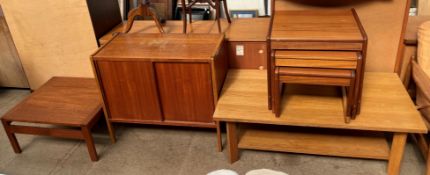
[213,70,427,133]
[271,10,364,42]
[404,15,430,45]
[2,77,102,126]
[224,18,270,42]
[93,33,224,61]
[98,18,270,45]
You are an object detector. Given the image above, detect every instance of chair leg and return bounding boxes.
[1,120,22,153]
[181,0,187,33]
[82,126,98,161]
[222,0,231,23]
[215,0,222,33]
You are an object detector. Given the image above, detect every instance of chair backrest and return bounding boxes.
[418,21,430,76]
[272,0,409,72]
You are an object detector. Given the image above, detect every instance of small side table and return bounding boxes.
[1,77,116,161]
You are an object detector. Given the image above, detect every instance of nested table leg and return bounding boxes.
[81,126,98,161]
[226,122,238,163]
[1,120,22,153]
[216,121,222,152]
[387,133,407,175]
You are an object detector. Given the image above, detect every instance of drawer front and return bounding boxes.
[271,41,363,51]
[275,58,357,69]
[228,42,267,69]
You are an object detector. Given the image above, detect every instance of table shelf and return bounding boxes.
[238,125,390,160]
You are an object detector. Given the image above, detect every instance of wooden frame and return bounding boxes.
[268,9,367,122]
[214,70,427,175]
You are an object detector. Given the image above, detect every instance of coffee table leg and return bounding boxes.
[1,120,22,153]
[387,133,407,175]
[216,121,222,152]
[105,117,116,144]
[226,122,238,163]
[81,126,98,161]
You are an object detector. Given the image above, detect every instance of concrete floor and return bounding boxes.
[0,89,427,175]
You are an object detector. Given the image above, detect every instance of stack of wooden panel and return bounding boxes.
[268,9,367,123]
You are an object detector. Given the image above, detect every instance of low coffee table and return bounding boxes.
[1,77,116,161]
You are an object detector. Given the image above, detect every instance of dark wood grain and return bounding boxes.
[228,42,267,69]
[2,77,102,126]
[1,77,114,161]
[97,61,162,121]
[155,63,215,123]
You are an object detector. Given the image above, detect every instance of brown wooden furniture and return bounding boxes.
[180,0,231,33]
[213,70,427,175]
[0,77,116,161]
[411,60,430,175]
[92,33,228,128]
[399,16,430,86]
[98,19,270,70]
[268,10,367,122]
[123,0,164,33]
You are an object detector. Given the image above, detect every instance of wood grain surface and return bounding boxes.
[213,70,427,133]
[271,10,363,41]
[2,77,102,126]
[0,0,99,89]
[0,9,28,88]
[94,33,223,61]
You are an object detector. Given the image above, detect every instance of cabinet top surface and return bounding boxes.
[213,70,427,133]
[93,33,224,61]
[271,10,365,42]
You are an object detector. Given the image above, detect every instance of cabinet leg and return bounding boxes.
[226,122,238,163]
[387,133,407,175]
[1,120,22,153]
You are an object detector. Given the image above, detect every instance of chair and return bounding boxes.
[411,21,430,175]
[180,0,231,33]
[123,0,164,33]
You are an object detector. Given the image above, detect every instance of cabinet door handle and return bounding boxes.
[258,50,264,54]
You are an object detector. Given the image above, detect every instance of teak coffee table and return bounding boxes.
[214,70,427,175]
[1,77,116,161]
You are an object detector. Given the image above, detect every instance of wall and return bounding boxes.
[227,0,266,16]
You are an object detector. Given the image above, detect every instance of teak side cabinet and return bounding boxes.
[91,33,228,128]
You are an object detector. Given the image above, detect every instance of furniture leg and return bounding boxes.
[387,133,407,175]
[81,126,98,161]
[181,0,187,33]
[216,0,222,33]
[267,48,273,110]
[105,116,116,144]
[216,121,222,152]
[188,5,193,24]
[1,120,22,153]
[222,0,231,23]
[226,122,238,163]
[274,72,281,117]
